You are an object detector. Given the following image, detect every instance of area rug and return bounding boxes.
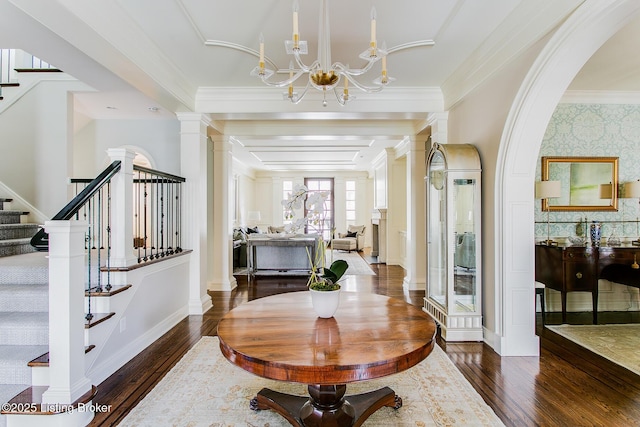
[119,336,503,426]
[546,324,640,376]
[326,249,376,276]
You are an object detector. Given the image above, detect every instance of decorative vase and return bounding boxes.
[607,225,621,247]
[310,288,341,318]
[590,221,602,247]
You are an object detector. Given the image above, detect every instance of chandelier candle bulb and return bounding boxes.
[292,0,299,43]
[370,7,377,45]
[259,33,265,70]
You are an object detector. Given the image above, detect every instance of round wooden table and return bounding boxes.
[217,291,437,426]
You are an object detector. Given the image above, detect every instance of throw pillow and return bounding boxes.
[346,231,358,238]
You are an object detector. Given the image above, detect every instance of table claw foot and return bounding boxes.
[249,397,261,411]
[393,395,403,410]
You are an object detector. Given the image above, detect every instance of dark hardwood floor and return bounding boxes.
[89,257,640,426]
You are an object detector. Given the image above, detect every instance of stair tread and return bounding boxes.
[85,312,115,328]
[27,345,95,367]
[0,224,39,229]
[0,238,32,246]
[86,284,132,296]
[0,312,48,326]
[0,211,28,215]
[0,384,29,405]
[0,283,47,313]
[0,345,49,361]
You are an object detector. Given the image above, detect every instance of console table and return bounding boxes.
[535,243,640,323]
[246,235,318,277]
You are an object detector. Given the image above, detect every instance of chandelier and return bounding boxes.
[250,0,394,106]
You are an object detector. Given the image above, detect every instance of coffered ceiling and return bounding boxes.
[5,0,638,172]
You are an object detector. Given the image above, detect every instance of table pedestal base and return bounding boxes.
[250,384,402,427]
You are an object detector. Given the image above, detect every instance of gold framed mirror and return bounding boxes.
[541,156,618,211]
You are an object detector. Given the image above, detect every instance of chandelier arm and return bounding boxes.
[259,69,307,88]
[290,80,312,104]
[334,58,380,77]
[343,75,384,93]
[333,87,347,106]
[292,49,317,74]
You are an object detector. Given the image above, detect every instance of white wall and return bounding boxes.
[447,36,550,340]
[388,155,407,267]
[76,118,181,176]
[85,256,190,385]
[0,79,92,217]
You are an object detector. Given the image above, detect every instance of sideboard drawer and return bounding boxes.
[598,248,637,266]
[563,248,593,261]
[564,260,596,291]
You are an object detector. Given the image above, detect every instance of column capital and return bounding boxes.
[106,147,136,161]
[176,113,212,135]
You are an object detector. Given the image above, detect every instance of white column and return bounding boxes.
[403,137,428,290]
[271,176,283,227]
[178,113,215,314]
[107,148,137,267]
[41,221,92,405]
[210,134,236,291]
[333,177,346,233]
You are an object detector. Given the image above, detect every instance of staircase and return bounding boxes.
[0,199,38,257]
[0,199,47,427]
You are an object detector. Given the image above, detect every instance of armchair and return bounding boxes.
[332,225,365,252]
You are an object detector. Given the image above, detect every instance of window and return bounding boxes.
[282,180,293,225]
[346,180,356,227]
[304,178,334,240]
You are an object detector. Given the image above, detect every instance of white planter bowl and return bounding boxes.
[309,288,341,318]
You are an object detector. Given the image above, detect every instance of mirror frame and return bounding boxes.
[541,156,618,212]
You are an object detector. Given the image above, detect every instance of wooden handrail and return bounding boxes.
[30,161,121,251]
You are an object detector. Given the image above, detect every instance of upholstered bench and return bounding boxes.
[331,225,365,252]
[332,238,357,251]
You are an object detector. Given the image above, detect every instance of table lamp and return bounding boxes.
[625,180,640,246]
[535,180,561,245]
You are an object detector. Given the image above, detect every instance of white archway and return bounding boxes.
[496,0,640,356]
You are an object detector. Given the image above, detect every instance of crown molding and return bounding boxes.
[195,86,443,114]
[441,0,584,110]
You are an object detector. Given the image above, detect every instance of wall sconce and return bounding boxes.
[625,180,640,246]
[535,180,562,246]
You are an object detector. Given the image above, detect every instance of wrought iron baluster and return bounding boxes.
[95,189,102,293]
[160,175,165,257]
[106,182,112,291]
[85,199,93,322]
[143,172,149,262]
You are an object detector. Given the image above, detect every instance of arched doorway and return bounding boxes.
[496,0,640,356]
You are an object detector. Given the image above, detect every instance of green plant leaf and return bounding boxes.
[327,259,348,282]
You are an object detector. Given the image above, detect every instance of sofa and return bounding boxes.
[454,232,476,269]
[332,225,365,252]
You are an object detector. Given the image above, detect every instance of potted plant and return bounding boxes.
[282,184,349,317]
[308,253,348,318]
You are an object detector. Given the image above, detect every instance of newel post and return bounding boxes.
[107,148,137,267]
[41,220,92,405]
